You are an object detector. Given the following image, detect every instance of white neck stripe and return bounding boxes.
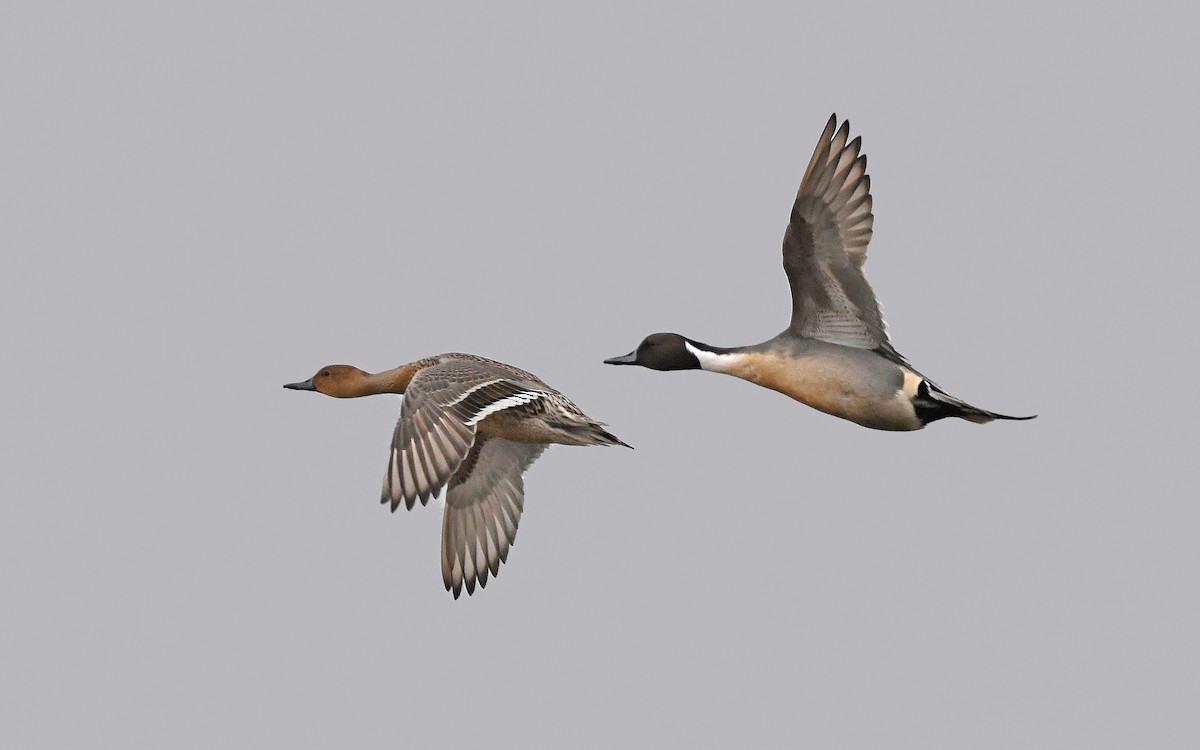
[684,342,740,374]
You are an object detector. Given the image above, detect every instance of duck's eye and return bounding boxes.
[321,370,331,377]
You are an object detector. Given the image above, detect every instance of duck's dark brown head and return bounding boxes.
[604,333,702,371]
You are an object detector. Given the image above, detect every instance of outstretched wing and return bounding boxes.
[381,359,556,511]
[441,435,547,598]
[783,114,892,353]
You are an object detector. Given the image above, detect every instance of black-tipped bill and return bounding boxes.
[604,352,638,365]
[283,379,317,391]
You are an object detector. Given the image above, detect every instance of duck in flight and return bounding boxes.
[285,353,628,598]
[606,114,1035,431]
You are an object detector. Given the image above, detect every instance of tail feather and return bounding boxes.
[586,424,633,449]
[543,416,633,448]
[915,380,1037,426]
[960,409,1038,424]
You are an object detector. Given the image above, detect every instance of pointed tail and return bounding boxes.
[588,424,633,448]
[915,380,1037,425]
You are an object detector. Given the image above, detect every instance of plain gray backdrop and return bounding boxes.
[3,2,1197,747]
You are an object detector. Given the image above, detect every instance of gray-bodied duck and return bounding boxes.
[606,114,1035,431]
[286,353,628,598]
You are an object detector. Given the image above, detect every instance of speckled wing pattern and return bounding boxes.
[441,435,546,598]
[783,114,893,355]
[380,355,562,511]
[381,362,477,512]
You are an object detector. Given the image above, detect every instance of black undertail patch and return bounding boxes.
[912,379,958,425]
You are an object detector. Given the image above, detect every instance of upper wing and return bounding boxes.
[381,359,557,511]
[382,370,477,511]
[783,114,890,351]
[441,435,547,598]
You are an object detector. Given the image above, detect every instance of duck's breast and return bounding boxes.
[725,341,924,431]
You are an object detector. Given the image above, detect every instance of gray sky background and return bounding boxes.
[3,2,1197,747]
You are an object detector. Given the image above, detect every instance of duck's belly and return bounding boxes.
[727,352,924,431]
[477,412,559,443]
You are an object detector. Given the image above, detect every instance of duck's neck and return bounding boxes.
[684,339,746,374]
[362,363,421,395]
